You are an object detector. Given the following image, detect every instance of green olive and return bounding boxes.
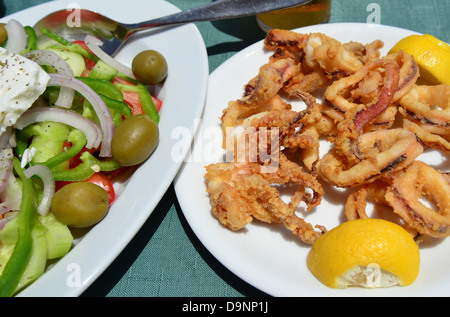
[51,182,109,228]
[0,24,7,46]
[132,50,168,85]
[111,114,159,166]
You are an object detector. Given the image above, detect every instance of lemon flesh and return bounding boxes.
[307,219,420,289]
[337,265,400,289]
[389,34,450,85]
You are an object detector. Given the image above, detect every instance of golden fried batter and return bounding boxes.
[205,29,450,246]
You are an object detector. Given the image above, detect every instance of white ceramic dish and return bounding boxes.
[5,0,208,296]
[174,23,450,297]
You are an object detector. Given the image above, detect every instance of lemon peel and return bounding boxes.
[307,219,420,289]
[389,34,450,85]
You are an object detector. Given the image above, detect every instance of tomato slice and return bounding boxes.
[63,141,99,169]
[85,172,116,205]
[57,142,116,205]
[122,91,162,115]
[122,90,144,115]
[72,40,93,54]
[151,95,163,112]
[112,76,162,113]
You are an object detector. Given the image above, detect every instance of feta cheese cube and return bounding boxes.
[0,47,50,135]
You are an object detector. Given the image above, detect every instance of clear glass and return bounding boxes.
[256,0,331,32]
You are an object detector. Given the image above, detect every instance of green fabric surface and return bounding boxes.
[1,0,449,297]
[330,0,449,41]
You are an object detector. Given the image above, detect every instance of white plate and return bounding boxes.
[5,0,208,296]
[174,23,450,297]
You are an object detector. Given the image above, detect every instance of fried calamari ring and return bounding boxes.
[344,179,421,239]
[266,31,384,95]
[304,33,363,74]
[384,50,419,101]
[317,128,423,188]
[324,51,417,125]
[221,58,298,129]
[221,58,301,149]
[443,171,450,184]
[328,59,400,165]
[350,60,400,132]
[364,105,398,131]
[344,179,390,221]
[399,84,450,135]
[243,58,300,106]
[264,29,307,63]
[323,58,400,128]
[403,119,450,153]
[385,161,450,238]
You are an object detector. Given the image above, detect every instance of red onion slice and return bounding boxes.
[24,164,55,216]
[24,50,75,109]
[0,127,12,152]
[47,73,113,157]
[85,35,136,79]
[0,148,13,194]
[4,19,27,54]
[14,106,103,150]
[0,212,18,230]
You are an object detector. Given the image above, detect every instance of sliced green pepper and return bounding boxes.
[40,129,87,170]
[40,27,72,46]
[99,95,132,127]
[0,157,37,297]
[40,27,99,62]
[15,123,86,172]
[52,151,121,181]
[115,83,160,124]
[14,128,31,160]
[21,26,37,54]
[75,77,132,126]
[76,77,124,101]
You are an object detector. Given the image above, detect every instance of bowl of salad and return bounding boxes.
[0,0,208,297]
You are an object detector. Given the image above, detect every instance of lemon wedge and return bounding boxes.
[307,219,420,289]
[389,34,450,85]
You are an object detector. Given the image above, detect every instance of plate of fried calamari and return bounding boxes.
[174,23,450,296]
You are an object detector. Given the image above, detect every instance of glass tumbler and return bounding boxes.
[256,0,331,32]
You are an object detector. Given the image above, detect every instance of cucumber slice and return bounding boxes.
[88,59,119,81]
[39,213,73,260]
[47,48,86,76]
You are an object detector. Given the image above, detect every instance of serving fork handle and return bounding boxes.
[123,0,311,37]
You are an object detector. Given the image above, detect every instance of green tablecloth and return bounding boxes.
[2,0,449,297]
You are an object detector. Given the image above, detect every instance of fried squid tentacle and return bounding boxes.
[205,154,325,245]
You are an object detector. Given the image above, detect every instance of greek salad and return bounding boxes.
[0,18,165,296]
